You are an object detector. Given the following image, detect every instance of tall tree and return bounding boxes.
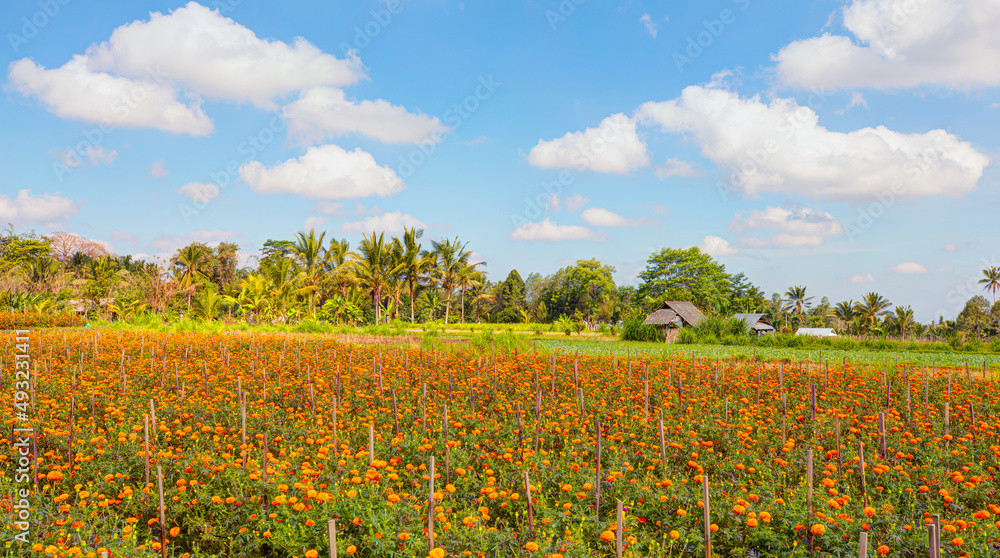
[351,232,402,324]
[291,230,328,317]
[636,247,732,313]
[399,227,432,322]
[496,270,527,324]
[979,266,1000,304]
[431,237,472,325]
[173,243,212,311]
[893,305,914,340]
[854,292,892,332]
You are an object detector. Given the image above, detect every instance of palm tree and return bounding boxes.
[291,230,328,317]
[351,232,403,324]
[832,300,855,332]
[782,285,814,318]
[894,305,914,340]
[398,227,432,322]
[174,244,211,311]
[456,257,485,323]
[194,289,223,320]
[431,237,474,325]
[979,267,1000,304]
[854,292,893,333]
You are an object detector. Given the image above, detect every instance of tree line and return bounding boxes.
[1,225,998,340]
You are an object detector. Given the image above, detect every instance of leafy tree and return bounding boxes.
[538,259,617,323]
[729,273,765,314]
[893,305,915,340]
[0,225,50,266]
[496,270,526,324]
[957,295,991,341]
[636,247,732,313]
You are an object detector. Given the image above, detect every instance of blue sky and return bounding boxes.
[2,0,998,321]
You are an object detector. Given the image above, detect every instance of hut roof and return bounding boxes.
[659,301,706,327]
[796,328,837,337]
[732,313,776,331]
[644,309,681,326]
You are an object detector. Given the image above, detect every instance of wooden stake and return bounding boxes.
[703,475,712,558]
[327,519,338,558]
[858,531,868,558]
[428,455,436,552]
[144,414,150,489]
[524,471,535,539]
[616,499,624,558]
[156,464,167,558]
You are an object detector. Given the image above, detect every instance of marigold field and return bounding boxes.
[2,330,999,557]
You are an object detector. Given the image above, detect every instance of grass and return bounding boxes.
[534,338,1000,369]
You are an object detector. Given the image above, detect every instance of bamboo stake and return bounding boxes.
[368,423,375,466]
[156,464,167,558]
[524,471,535,539]
[327,519,337,558]
[703,475,712,558]
[616,499,624,558]
[428,456,436,552]
[144,415,150,489]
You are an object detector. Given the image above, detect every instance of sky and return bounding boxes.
[1,0,998,322]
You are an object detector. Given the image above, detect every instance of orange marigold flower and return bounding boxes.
[810,524,826,536]
[525,541,539,552]
[600,530,615,542]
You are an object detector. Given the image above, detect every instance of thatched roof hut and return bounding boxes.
[732,313,776,335]
[644,301,706,328]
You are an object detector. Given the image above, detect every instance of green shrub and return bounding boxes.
[620,319,662,343]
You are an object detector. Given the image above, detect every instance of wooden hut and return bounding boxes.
[732,313,776,336]
[644,301,707,343]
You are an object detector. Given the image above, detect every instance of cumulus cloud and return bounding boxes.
[580,207,638,227]
[890,261,927,274]
[0,189,79,224]
[342,211,426,236]
[7,2,434,140]
[283,87,449,145]
[509,219,607,242]
[150,160,170,177]
[9,56,213,136]
[527,114,649,174]
[86,2,363,108]
[636,86,988,201]
[177,182,220,203]
[774,0,1000,90]
[550,193,589,213]
[850,273,875,283]
[55,145,118,168]
[654,157,701,178]
[730,206,844,248]
[311,201,346,216]
[300,216,328,231]
[700,235,738,257]
[239,145,404,200]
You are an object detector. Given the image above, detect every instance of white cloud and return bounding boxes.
[311,201,345,216]
[509,218,607,242]
[283,87,450,145]
[150,160,170,177]
[300,216,328,231]
[9,56,213,136]
[110,229,139,247]
[149,229,241,254]
[239,144,404,200]
[730,206,844,248]
[835,92,868,114]
[463,135,488,145]
[581,207,638,227]
[637,86,988,201]
[774,0,1000,90]
[0,189,79,224]
[700,235,738,257]
[640,13,658,38]
[943,243,957,251]
[527,113,649,174]
[890,261,927,274]
[654,157,701,178]
[342,211,426,236]
[850,273,875,283]
[177,182,219,203]
[55,145,119,168]
[86,2,364,109]
[551,193,589,213]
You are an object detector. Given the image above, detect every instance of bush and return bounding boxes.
[620,319,662,343]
